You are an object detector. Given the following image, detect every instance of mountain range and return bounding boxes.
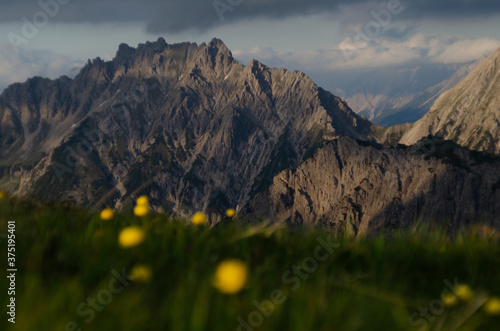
[332,62,480,126]
[1,38,499,233]
[400,47,500,154]
[0,38,374,219]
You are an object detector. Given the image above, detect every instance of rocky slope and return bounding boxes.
[0,38,375,217]
[243,136,500,234]
[400,47,500,153]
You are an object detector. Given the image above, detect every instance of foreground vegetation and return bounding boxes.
[0,195,500,331]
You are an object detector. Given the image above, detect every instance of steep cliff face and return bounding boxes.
[0,38,375,215]
[243,136,500,234]
[400,47,500,153]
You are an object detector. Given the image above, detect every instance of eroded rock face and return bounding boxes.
[0,38,375,216]
[4,39,498,231]
[400,46,500,153]
[243,136,500,235]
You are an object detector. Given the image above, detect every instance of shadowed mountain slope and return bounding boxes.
[0,38,375,217]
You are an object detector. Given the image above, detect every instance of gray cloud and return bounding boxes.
[382,25,418,40]
[0,43,80,90]
[233,34,500,72]
[0,0,499,34]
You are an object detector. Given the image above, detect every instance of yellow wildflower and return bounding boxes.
[100,208,115,221]
[441,291,458,307]
[118,226,146,248]
[213,259,248,294]
[130,265,153,283]
[455,284,474,301]
[134,205,149,217]
[0,191,7,200]
[136,195,149,207]
[191,212,206,226]
[484,297,500,315]
[226,209,236,218]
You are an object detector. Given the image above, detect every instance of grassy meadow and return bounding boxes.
[1,194,500,331]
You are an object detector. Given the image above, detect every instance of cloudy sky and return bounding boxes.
[1,0,500,92]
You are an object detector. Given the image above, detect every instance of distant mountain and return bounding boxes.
[0,38,375,217]
[379,61,480,126]
[333,64,475,125]
[400,46,500,153]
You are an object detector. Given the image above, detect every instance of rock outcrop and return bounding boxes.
[243,136,500,234]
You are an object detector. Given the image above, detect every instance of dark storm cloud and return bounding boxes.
[1,0,499,33]
[0,1,157,23]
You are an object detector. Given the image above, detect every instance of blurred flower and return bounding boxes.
[441,292,458,307]
[226,209,236,218]
[134,205,149,217]
[191,212,206,226]
[484,297,500,315]
[100,208,115,221]
[455,284,474,301]
[136,196,149,207]
[130,264,152,283]
[0,191,7,200]
[213,259,248,294]
[118,226,146,248]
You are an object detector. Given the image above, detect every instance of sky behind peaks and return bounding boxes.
[0,0,499,91]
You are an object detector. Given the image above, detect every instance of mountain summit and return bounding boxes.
[0,38,375,216]
[400,46,500,153]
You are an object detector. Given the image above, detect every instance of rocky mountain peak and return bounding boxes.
[0,38,376,220]
[207,37,231,54]
[400,46,500,153]
[194,38,236,75]
[115,43,135,63]
[142,37,168,50]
